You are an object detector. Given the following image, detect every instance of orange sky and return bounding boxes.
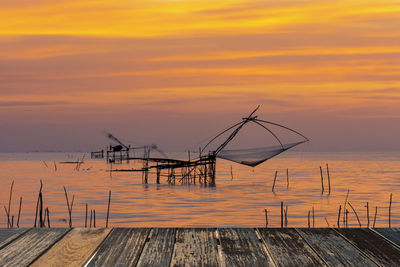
[0,0,400,152]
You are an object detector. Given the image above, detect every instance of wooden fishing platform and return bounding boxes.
[0,228,399,266]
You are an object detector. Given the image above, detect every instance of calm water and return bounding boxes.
[0,151,399,228]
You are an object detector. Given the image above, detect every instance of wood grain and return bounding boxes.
[30,228,110,267]
[0,228,29,249]
[218,228,273,266]
[258,228,325,266]
[296,228,376,266]
[136,228,176,267]
[337,228,400,266]
[373,228,400,246]
[87,228,150,267]
[0,228,69,267]
[171,228,219,267]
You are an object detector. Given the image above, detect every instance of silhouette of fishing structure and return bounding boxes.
[91,106,309,185]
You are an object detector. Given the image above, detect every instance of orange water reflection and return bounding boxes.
[0,152,399,228]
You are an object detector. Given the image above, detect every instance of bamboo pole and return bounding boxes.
[312,206,315,228]
[286,168,289,189]
[280,201,283,228]
[106,190,111,227]
[85,203,88,228]
[7,181,14,228]
[319,166,324,194]
[326,164,331,194]
[272,171,278,192]
[389,193,392,228]
[348,202,361,227]
[17,197,22,228]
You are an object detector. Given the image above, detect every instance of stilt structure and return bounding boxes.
[98,106,309,185]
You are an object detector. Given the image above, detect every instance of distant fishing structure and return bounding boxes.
[91,106,309,185]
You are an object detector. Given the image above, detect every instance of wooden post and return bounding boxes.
[389,193,393,228]
[90,209,93,228]
[286,168,289,189]
[39,191,43,227]
[106,190,111,228]
[326,164,331,194]
[284,206,288,228]
[85,204,88,228]
[281,201,283,228]
[312,206,315,228]
[17,197,22,228]
[319,166,324,194]
[7,181,14,228]
[93,210,96,228]
[272,171,278,192]
[46,208,50,228]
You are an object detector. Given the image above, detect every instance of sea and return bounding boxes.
[0,151,399,228]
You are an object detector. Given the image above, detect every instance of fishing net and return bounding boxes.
[216,141,306,167]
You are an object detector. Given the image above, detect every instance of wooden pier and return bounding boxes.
[0,228,399,266]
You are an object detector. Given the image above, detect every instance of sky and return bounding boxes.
[0,0,400,152]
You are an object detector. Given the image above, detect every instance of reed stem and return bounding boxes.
[272,171,278,192]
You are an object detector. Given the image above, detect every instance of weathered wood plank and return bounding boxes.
[0,228,69,267]
[373,228,400,246]
[31,228,110,267]
[337,228,400,266]
[87,228,150,267]
[136,228,176,267]
[296,228,376,266]
[0,228,29,249]
[170,228,219,267]
[218,228,274,266]
[258,228,325,266]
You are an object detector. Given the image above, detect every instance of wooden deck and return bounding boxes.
[0,228,399,266]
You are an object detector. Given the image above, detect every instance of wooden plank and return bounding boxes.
[170,228,219,267]
[0,228,29,249]
[258,228,325,266]
[337,228,400,266]
[296,228,376,266]
[373,228,400,246]
[31,228,110,267]
[218,228,274,266]
[87,228,150,267]
[136,228,176,267]
[0,228,69,267]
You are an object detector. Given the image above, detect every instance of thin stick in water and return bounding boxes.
[94,210,96,228]
[308,210,310,228]
[286,168,289,189]
[106,190,111,227]
[17,197,22,228]
[284,206,288,228]
[264,209,268,228]
[319,166,324,194]
[348,202,361,227]
[373,206,378,228]
[280,201,283,228]
[90,209,93,228]
[7,181,14,228]
[46,208,50,228]
[312,206,315,228]
[230,166,234,180]
[324,217,330,227]
[366,202,369,228]
[272,171,278,192]
[54,160,57,172]
[326,163,331,194]
[343,189,350,225]
[389,193,393,228]
[337,205,341,228]
[85,204,88,228]
[3,206,10,228]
